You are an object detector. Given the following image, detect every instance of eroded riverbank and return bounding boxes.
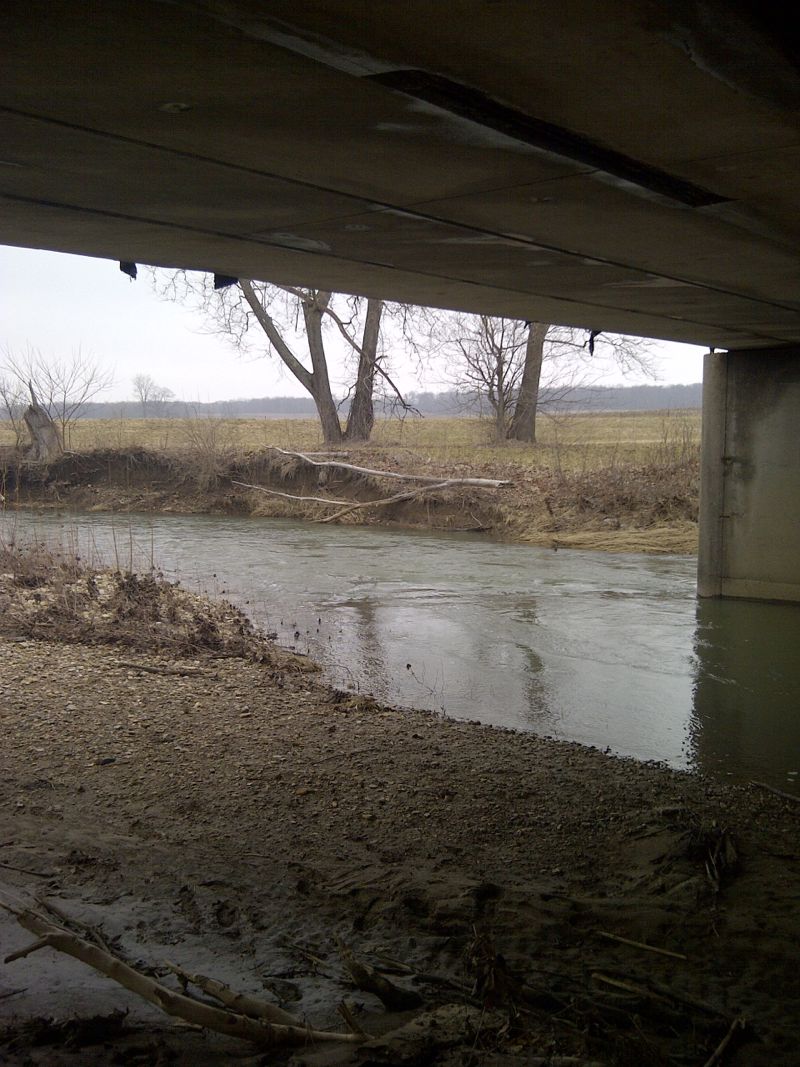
[0,557,799,1065]
[2,444,699,555]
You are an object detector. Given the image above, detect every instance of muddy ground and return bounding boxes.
[1,571,798,1065]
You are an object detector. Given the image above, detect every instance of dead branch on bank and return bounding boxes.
[262,446,512,488]
[702,1016,747,1067]
[0,862,54,878]
[231,481,351,507]
[231,447,510,525]
[594,930,687,960]
[34,894,112,954]
[320,482,455,523]
[0,898,363,1049]
[232,477,504,524]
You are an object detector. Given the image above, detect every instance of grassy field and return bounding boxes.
[0,409,701,473]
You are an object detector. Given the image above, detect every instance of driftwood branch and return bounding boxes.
[0,862,54,878]
[595,931,687,960]
[319,483,453,524]
[337,999,368,1037]
[337,940,423,1010]
[262,447,512,488]
[232,475,502,526]
[231,481,351,507]
[34,895,112,953]
[702,1017,747,1067]
[163,961,299,1027]
[1,901,362,1049]
[231,446,510,525]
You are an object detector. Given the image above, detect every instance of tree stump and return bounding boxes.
[23,385,63,461]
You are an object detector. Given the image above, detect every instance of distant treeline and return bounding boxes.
[76,382,702,418]
[394,383,702,415]
[5,382,702,421]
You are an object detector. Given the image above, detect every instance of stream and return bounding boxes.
[4,509,799,792]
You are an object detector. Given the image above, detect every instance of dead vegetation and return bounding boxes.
[0,541,296,664]
[532,456,699,531]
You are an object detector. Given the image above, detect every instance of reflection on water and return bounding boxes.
[3,509,799,792]
[690,600,800,789]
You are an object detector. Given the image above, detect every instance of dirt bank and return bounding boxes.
[2,446,699,555]
[1,560,797,1065]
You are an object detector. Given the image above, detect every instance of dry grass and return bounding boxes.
[0,539,280,660]
[0,410,702,473]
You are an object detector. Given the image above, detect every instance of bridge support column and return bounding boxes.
[698,346,800,602]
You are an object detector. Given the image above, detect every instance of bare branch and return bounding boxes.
[260,446,511,487]
[1,344,112,446]
[239,280,314,393]
[0,899,361,1048]
[163,961,299,1027]
[231,481,352,506]
[319,482,454,524]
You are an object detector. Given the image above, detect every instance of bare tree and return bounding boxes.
[0,374,27,448]
[1,346,113,447]
[133,374,175,416]
[432,315,656,442]
[153,272,411,445]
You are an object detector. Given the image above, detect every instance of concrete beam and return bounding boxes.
[698,346,800,602]
[3,1,800,345]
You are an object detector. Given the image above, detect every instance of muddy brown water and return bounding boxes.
[4,509,799,793]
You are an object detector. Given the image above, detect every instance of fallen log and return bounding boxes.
[1,899,363,1049]
[231,481,350,507]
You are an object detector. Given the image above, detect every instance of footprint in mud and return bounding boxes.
[213,899,240,932]
[175,884,203,931]
[261,976,302,1003]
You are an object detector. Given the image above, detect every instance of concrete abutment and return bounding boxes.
[699,347,800,603]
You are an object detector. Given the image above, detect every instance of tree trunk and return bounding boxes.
[240,280,345,446]
[507,323,548,442]
[23,384,63,461]
[494,394,507,442]
[344,299,382,442]
[303,295,345,446]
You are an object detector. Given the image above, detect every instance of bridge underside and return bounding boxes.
[2,1,800,598]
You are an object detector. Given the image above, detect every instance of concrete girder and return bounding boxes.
[1,0,800,346]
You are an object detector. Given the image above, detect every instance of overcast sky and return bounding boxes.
[1,244,706,404]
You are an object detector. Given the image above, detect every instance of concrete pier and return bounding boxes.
[699,348,800,602]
